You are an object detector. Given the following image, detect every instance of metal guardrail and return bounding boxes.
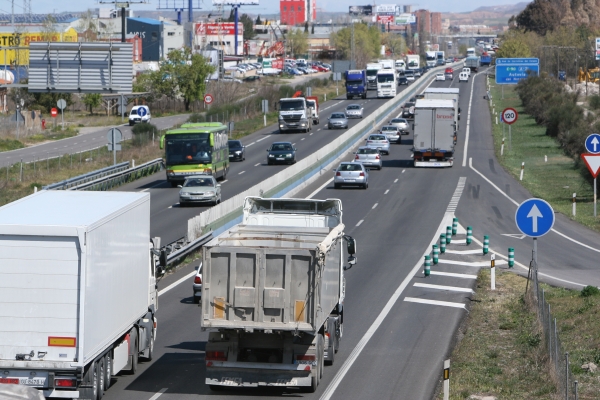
[64,158,164,191]
[163,232,213,267]
[43,161,130,190]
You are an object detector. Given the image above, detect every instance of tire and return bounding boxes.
[300,334,322,393]
[268,160,273,165]
[221,167,227,181]
[325,333,335,366]
[363,183,368,189]
[193,295,201,304]
[209,385,225,391]
[82,362,99,400]
[104,353,112,391]
[334,183,340,189]
[318,333,324,379]
[378,165,382,170]
[97,358,105,399]
[170,181,178,188]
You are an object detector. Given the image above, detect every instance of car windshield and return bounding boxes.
[391,119,406,123]
[381,126,396,131]
[331,113,345,119]
[404,102,415,108]
[280,100,305,111]
[358,148,378,154]
[338,163,363,171]
[369,135,386,141]
[270,143,293,151]
[366,69,379,76]
[228,140,242,148]
[347,105,360,110]
[183,178,214,187]
[404,71,414,76]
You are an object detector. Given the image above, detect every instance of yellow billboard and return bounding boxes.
[0,27,78,66]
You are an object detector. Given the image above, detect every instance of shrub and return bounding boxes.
[131,123,158,147]
[580,285,600,297]
[589,94,600,110]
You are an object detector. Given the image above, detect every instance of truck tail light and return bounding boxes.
[55,378,77,387]
[194,276,202,284]
[206,351,227,362]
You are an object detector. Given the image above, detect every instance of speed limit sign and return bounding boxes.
[502,108,518,125]
[204,94,213,104]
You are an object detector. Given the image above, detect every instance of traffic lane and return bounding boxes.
[0,114,191,165]
[460,69,600,288]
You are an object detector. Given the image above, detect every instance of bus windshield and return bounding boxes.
[165,133,212,165]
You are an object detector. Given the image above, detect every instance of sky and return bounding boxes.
[14,0,524,17]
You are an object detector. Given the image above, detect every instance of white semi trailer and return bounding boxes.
[0,191,163,399]
[201,197,357,392]
[423,87,461,131]
[412,99,456,167]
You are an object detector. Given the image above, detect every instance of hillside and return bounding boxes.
[442,2,528,27]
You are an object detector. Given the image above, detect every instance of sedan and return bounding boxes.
[192,263,202,304]
[365,134,390,155]
[334,162,369,189]
[398,76,409,85]
[179,176,222,206]
[389,118,409,133]
[267,142,297,165]
[436,73,446,81]
[345,104,364,119]
[328,112,348,129]
[380,125,401,144]
[354,147,382,170]
[228,139,245,161]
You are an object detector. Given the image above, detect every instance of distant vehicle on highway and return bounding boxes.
[365,134,390,155]
[435,73,445,81]
[402,102,415,119]
[129,105,151,126]
[380,125,401,144]
[178,176,222,206]
[267,142,297,165]
[459,72,469,82]
[334,162,369,189]
[354,146,382,170]
[228,140,245,161]
[192,263,203,304]
[327,112,348,129]
[345,104,364,118]
[388,118,409,133]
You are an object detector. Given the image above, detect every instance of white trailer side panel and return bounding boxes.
[414,99,455,152]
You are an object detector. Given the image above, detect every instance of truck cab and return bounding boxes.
[344,69,367,99]
[278,98,312,133]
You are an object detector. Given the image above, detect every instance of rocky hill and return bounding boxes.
[442,2,528,27]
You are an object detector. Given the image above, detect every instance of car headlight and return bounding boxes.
[286,154,292,158]
[235,151,241,154]
[180,192,190,197]
[205,191,215,195]
[269,154,274,158]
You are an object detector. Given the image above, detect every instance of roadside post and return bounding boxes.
[57,99,67,131]
[333,72,341,96]
[204,93,213,112]
[490,254,496,290]
[573,193,576,216]
[508,248,515,268]
[466,226,473,245]
[446,226,452,244]
[452,217,458,236]
[439,234,446,253]
[432,244,439,264]
[502,108,518,152]
[424,255,431,277]
[581,133,600,217]
[262,99,268,127]
[515,198,556,276]
[483,235,489,255]
[107,128,123,166]
[443,359,450,400]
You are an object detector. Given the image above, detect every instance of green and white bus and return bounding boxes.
[160,122,229,186]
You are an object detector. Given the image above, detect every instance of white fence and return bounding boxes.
[187,64,454,241]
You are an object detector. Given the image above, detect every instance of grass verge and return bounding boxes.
[487,83,600,232]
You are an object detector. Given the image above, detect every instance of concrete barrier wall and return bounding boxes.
[187,64,453,241]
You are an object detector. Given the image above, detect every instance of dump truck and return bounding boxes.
[305,96,320,125]
[412,99,456,167]
[279,97,312,133]
[201,196,357,392]
[0,190,164,399]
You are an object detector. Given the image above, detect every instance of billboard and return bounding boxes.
[195,23,243,36]
[377,15,395,24]
[596,37,600,61]
[395,13,415,25]
[0,28,78,65]
[349,5,372,15]
[212,0,258,4]
[376,4,396,15]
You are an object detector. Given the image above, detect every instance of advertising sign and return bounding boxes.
[495,58,539,85]
[596,37,600,61]
[349,5,373,15]
[395,13,415,25]
[195,23,243,36]
[376,4,397,15]
[212,0,258,4]
[377,15,395,24]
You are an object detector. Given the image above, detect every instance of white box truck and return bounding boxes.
[0,191,163,399]
[366,62,382,90]
[412,99,456,167]
[423,87,461,131]
[201,197,357,392]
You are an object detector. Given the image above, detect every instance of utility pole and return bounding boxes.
[351,22,355,68]
[99,1,148,43]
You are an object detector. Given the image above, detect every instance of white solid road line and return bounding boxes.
[306,177,333,199]
[301,138,305,141]
[394,178,399,183]
[239,171,245,175]
[254,163,260,166]
[430,271,477,279]
[404,297,466,309]
[256,136,268,142]
[356,219,364,227]
[444,249,484,255]
[402,169,405,173]
[462,72,477,167]
[246,142,256,147]
[414,282,475,294]
[469,157,600,255]
[148,388,168,400]
[158,271,196,297]
[372,203,378,209]
[384,189,389,195]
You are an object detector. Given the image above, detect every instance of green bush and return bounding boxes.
[0,138,25,152]
[132,123,159,146]
[589,94,600,110]
[580,285,600,297]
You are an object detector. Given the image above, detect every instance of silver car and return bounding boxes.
[354,146,382,170]
[192,263,202,304]
[334,162,369,189]
[328,112,348,129]
[178,176,222,206]
[380,125,401,144]
[365,134,390,155]
[345,104,364,119]
[389,118,409,133]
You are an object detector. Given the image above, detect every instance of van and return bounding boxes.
[459,72,469,82]
[462,67,471,76]
[129,105,151,126]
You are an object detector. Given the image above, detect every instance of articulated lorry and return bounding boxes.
[201,197,357,392]
[412,99,456,167]
[423,87,461,132]
[0,191,163,399]
[366,62,382,90]
[436,51,445,66]
[279,97,312,133]
[344,69,367,99]
[465,56,480,72]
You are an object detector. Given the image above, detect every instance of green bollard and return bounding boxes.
[452,217,458,236]
[432,244,439,264]
[446,226,452,244]
[508,247,515,268]
[424,255,431,277]
[440,234,446,253]
[466,226,473,245]
[483,235,489,255]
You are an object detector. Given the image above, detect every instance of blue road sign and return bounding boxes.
[496,58,539,85]
[585,133,600,154]
[515,198,555,238]
[138,107,147,117]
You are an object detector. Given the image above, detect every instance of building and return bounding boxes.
[194,22,243,56]
[280,0,315,26]
[415,9,430,34]
[161,19,185,56]
[98,34,143,62]
[431,12,442,34]
[127,18,163,62]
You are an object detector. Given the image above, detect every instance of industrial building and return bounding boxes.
[193,22,243,56]
[280,0,316,26]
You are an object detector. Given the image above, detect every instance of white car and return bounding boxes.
[459,72,469,82]
[435,73,445,81]
[192,263,202,304]
[462,67,471,76]
[128,105,151,126]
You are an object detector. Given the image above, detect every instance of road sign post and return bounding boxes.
[57,99,67,131]
[581,153,600,216]
[204,94,213,110]
[515,198,556,275]
[502,108,518,152]
[107,128,123,166]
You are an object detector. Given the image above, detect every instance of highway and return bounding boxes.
[96,67,600,399]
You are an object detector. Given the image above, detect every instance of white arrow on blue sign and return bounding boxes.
[138,107,147,117]
[515,198,555,237]
[585,133,600,154]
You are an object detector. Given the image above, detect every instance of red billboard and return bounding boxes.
[195,23,243,36]
[376,15,395,24]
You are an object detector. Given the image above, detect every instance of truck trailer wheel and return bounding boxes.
[104,353,112,391]
[82,362,99,400]
[97,358,105,399]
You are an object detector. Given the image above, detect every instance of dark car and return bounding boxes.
[228,140,245,161]
[398,75,408,85]
[267,142,297,165]
[402,101,415,119]
[243,75,261,82]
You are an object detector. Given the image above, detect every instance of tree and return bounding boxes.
[459,44,468,56]
[239,14,256,41]
[516,0,560,36]
[331,23,380,68]
[41,14,57,41]
[496,37,532,58]
[287,29,309,58]
[382,33,406,58]
[255,15,262,25]
[81,93,102,115]
[76,9,97,42]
